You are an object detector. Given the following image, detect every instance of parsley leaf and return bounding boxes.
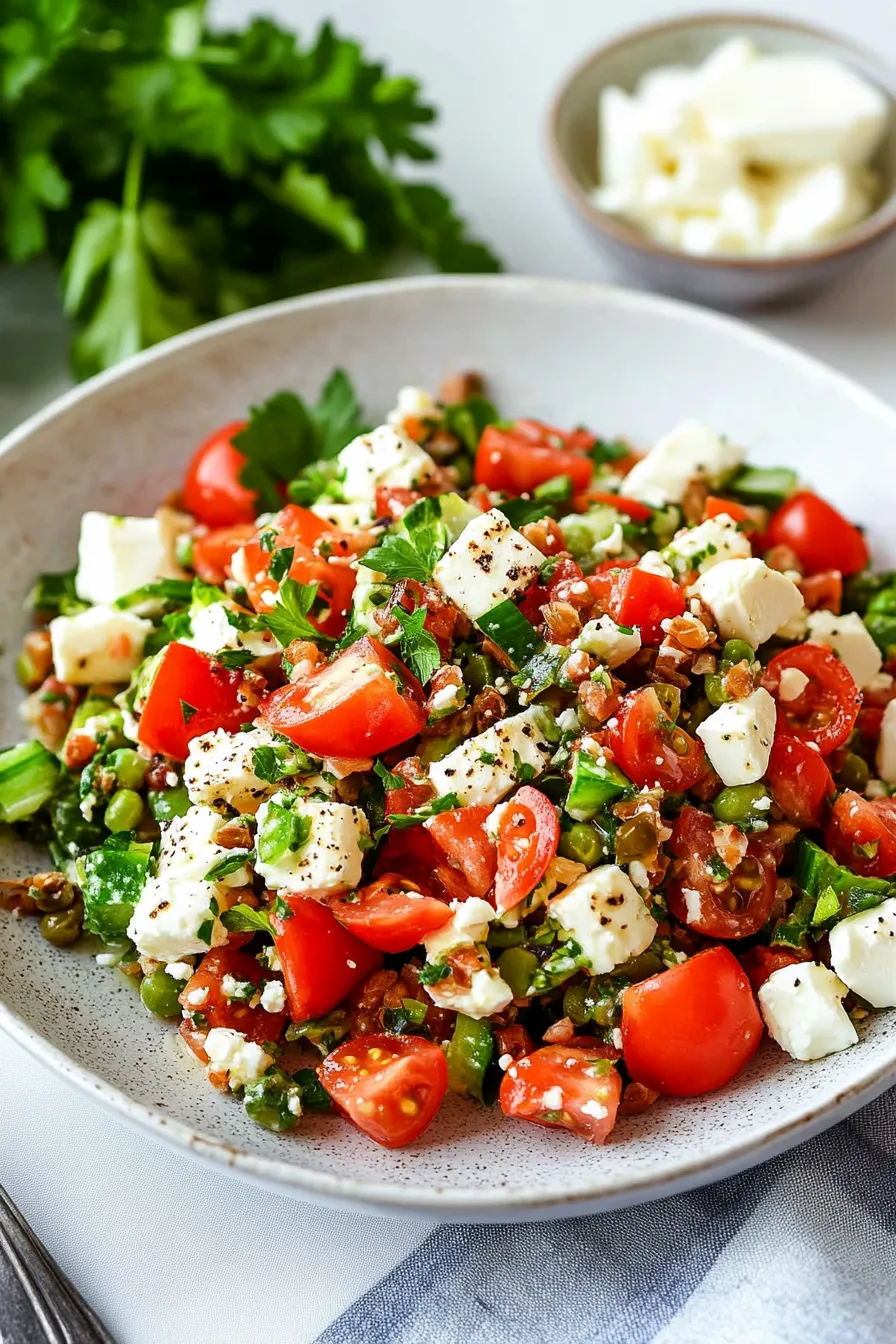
[387,793,460,828]
[263,578,331,647]
[221,904,273,936]
[180,700,198,725]
[204,851,254,882]
[374,760,405,791]
[417,961,451,985]
[392,604,441,685]
[364,497,447,583]
[251,739,312,785]
[269,546,295,584]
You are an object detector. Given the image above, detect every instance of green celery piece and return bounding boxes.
[566,750,631,821]
[79,837,152,942]
[477,600,543,668]
[445,1014,494,1103]
[0,741,59,823]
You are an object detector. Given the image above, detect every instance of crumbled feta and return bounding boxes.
[547,865,657,974]
[638,550,675,579]
[127,877,227,961]
[694,558,803,648]
[204,1028,272,1089]
[662,513,752,577]
[778,667,809,702]
[433,508,543,622]
[577,615,642,668]
[695,687,776,787]
[49,606,152,685]
[310,500,375,529]
[254,793,368,895]
[187,601,279,660]
[621,421,744,506]
[425,965,515,1019]
[428,708,552,808]
[164,961,193,981]
[877,700,896,785]
[419,897,512,1018]
[260,979,287,1014]
[338,424,437,504]
[75,511,179,605]
[758,961,857,1061]
[157,805,251,888]
[387,385,439,427]
[806,610,881,689]
[183,725,281,814]
[422,896,496,959]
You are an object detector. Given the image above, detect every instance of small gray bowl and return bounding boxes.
[548,13,896,308]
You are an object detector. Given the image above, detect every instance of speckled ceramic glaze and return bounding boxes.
[2,276,896,1221]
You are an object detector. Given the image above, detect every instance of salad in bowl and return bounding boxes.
[3,367,896,1151]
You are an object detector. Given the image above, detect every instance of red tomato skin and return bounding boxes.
[261,636,426,758]
[179,947,287,1046]
[765,735,835,828]
[608,687,707,792]
[499,1046,622,1145]
[474,425,593,494]
[740,945,808,993]
[764,491,869,576]
[494,785,560,912]
[137,642,254,761]
[621,946,762,1097]
[826,791,896,878]
[762,643,861,756]
[319,1034,448,1148]
[665,807,777,939]
[426,806,497,898]
[373,827,471,904]
[183,421,256,528]
[572,491,653,523]
[327,876,452,954]
[588,566,685,645]
[704,496,752,525]
[238,504,357,638]
[272,897,382,1022]
[191,523,256,585]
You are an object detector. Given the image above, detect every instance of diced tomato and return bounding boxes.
[238,504,357,638]
[182,420,257,528]
[374,485,421,520]
[426,805,497,898]
[572,490,653,523]
[499,1046,622,1145]
[178,947,287,1049]
[384,756,435,818]
[765,735,835,828]
[587,565,685,645]
[826,790,896,878]
[272,897,382,1022]
[762,643,861,756]
[261,636,426,757]
[665,806,777,939]
[319,1033,447,1148]
[621,946,762,1096]
[764,491,869,577]
[327,875,452,954]
[474,423,594,494]
[191,523,256,586]
[372,826,471,904]
[137,642,254,761]
[607,686,707,792]
[493,785,559,911]
[519,556,586,625]
[703,495,753,525]
[798,569,842,614]
[513,419,597,453]
[740,945,809,992]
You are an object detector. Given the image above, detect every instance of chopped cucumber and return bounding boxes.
[792,836,893,929]
[729,465,797,510]
[0,740,59,823]
[566,749,630,821]
[445,1014,494,1103]
[79,836,152,942]
[477,600,544,668]
[438,492,480,544]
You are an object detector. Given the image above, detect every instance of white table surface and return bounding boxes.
[2,2,896,1340]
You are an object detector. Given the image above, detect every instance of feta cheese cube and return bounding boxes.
[127,876,227,961]
[75,511,179,605]
[577,615,641,668]
[184,725,281,814]
[806,610,881,689]
[829,897,896,1008]
[758,961,857,1061]
[694,558,803,648]
[337,425,437,504]
[428,708,552,808]
[425,966,515,1019]
[387,386,439,427]
[695,687,776,787]
[598,85,655,193]
[49,605,152,685]
[204,1028,272,1089]
[157,805,251,888]
[422,896,496,959]
[765,163,871,255]
[876,699,896,784]
[622,421,744,506]
[637,550,675,580]
[254,793,368,895]
[186,601,279,659]
[260,979,287,1014]
[419,896,513,1018]
[778,666,810,701]
[662,513,752,577]
[309,500,375,529]
[432,509,543,622]
[547,865,657,975]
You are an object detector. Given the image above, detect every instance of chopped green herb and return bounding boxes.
[269,546,295,584]
[392,603,441,685]
[418,961,451,985]
[221,904,273,937]
[264,578,332,647]
[204,851,254,882]
[179,700,198,725]
[388,793,460,828]
[364,497,447,583]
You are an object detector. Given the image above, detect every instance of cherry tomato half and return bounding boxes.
[764,491,868,577]
[426,806,497,898]
[765,735,835,829]
[499,1046,622,1145]
[178,948,287,1048]
[621,946,762,1096]
[328,875,452,954]
[272,897,382,1021]
[607,687,707,792]
[493,785,560,912]
[762,643,861,756]
[320,1034,448,1148]
[665,807,778,939]
[474,423,594,494]
[587,565,685,645]
[826,790,896,878]
[137,642,254,761]
[183,420,256,528]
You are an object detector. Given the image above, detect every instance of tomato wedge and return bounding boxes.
[261,636,426,757]
[319,1034,448,1147]
[587,565,685,645]
[191,523,256,586]
[764,491,869,576]
[607,686,707,791]
[493,785,560,912]
[665,806,778,939]
[137,641,254,760]
[236,504,357,638]
[572,490,653,523]
[765,735,835,828]
[178,948,287,1047]
[499,1046,622,1145]
[372,826,472,904]
[703,496,753,525]
[474,423,594,494]
[426,805,497,898]
[762,644,861,756]
[328,875,452,953]
[621,946,762,1096]
[272,897,382,1022]
[182,420,256,527]
[826,790,896,878]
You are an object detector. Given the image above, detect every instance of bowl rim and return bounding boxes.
[547,9,896,272]
[4,271,896,1219]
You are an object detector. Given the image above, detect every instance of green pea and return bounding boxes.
[244,1068,301,1132]
[722,638,755,666]
[148,784,191,823]
[140,970,183,1019]
[615,814,657,864]
[836,752,870,792]
[558,821,605,867]
[496,947,539,999]
[105,788,144,833]
[106,748,148,791]
[40,903,83,948]
[704,673,730,707]
[464,652,497,695]
[712,782,771,828]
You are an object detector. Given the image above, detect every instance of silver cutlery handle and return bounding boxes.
[0,1182,116,1344]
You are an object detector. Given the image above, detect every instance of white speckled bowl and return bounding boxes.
[2,275,895,1221]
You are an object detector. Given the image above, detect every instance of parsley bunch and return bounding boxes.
[0,2,500,378]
